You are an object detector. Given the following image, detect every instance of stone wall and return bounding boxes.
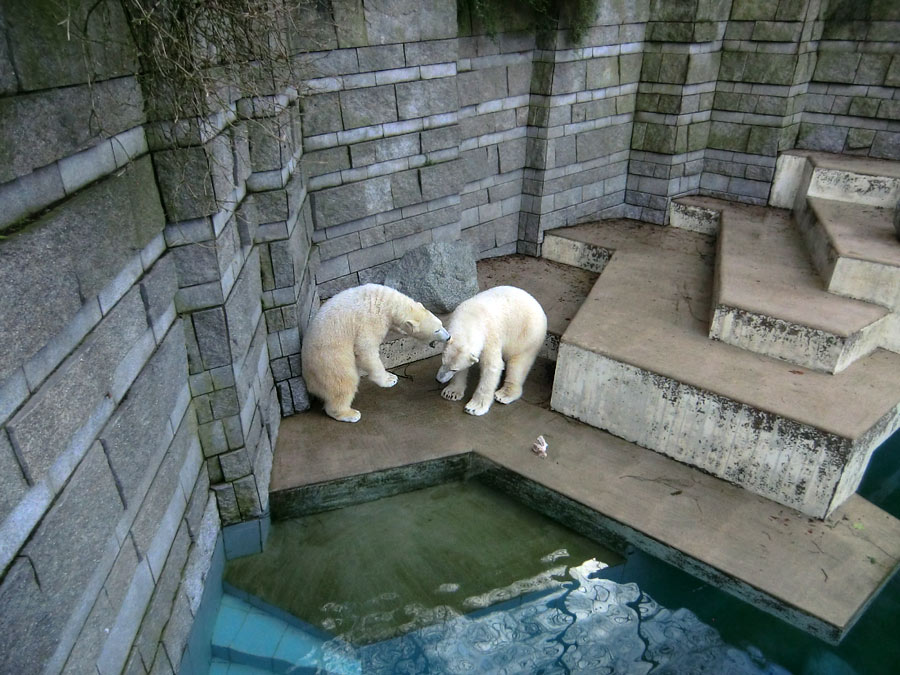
[1,0,899,673]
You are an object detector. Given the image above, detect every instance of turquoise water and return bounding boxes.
[210,428,899,674]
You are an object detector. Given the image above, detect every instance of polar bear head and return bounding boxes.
[435,336,480,383]
[398,302,451,347]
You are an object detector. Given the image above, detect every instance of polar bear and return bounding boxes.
[302,284,450,422]
[436,286,547,416]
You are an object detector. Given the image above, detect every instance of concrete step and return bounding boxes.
[546,220,900,519]
[771,150,900,211]
[680,197,891,374]
[797,197,900,314]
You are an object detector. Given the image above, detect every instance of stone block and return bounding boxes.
[420,160,464,201]
[709,121,751,152]
[687,52,720,84]
[192,309,232,370]
[357,44,405,71]
[224,251,262,366]
[300,92,343,136]
[871,131,900,160]
[247,113,291,173]
[304,146,350,177]
[499,137,527,174]
[7,288,146,482]
[269,237,300,290]
[100,326,188,505]
[747,126,779,156]
[586,57,619,90]
[0,79,143,185]
[814,52,860,84]
[0,444,123,673]
[153,146,218,222]
[855,54,891,85]
[340,85,398,129]
[731,0,778,20]
[457,67,508,108]
[130,413,197,572]
[846,128,876,150]
[132,522,191,670]
[404,39,457,67]
[396,77,458,119]
[797,123,848,154]
[355,134,421,165]
[0,158,163,384]
[312,175,393,227]
[4,0,137,91]
[348,241,395,272]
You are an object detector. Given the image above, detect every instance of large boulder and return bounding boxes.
[384,241,479,313]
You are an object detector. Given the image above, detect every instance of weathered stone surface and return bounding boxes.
[4,0,138,91]
[420,159,464,201]
[0,157,164,385]
[300,92,343,136]
[140,254,177,328]
[384,241,478,313]
[311,175,393,227]
[0,443,123,674]
[363,0,455,44]
[130,412,198,569]
[100,324,188,506]
[396,78,458,119]
[192,308,232,370]
[225,250,262,366]
[340,85,398,129]
[7,288,146,482]
[153,146,218,222]
[0,77,144,183]
[0,429,28,525]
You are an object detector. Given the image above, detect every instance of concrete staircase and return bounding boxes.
[547,151,900,519]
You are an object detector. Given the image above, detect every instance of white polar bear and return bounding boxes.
[436,286,547,416]
[301,284,450,422]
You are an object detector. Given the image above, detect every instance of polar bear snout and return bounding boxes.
[429,327,451,347]
[436,365,456,383]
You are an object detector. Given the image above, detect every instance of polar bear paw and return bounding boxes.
[328,408,361,423]
[494,384,522,405]
[464,396,492,416]
[372,372,398,388]
[441,384,465,401]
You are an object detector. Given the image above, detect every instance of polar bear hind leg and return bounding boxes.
[494,348,539,405]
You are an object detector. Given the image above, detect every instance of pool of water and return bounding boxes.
[211,429,900,674]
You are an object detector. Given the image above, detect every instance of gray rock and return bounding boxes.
[384,241,479,313]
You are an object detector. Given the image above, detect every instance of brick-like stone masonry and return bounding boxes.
[1,0,899,673]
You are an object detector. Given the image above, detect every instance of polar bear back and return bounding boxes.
[449,286,547,356]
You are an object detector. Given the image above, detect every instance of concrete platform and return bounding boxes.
[547,220,900,518]
[707,198,889,373]
[270,356,900,644]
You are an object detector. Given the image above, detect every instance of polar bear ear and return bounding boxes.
[470,352,479,364]
[402,318,419,333]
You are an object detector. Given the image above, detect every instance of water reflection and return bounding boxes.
[310,559,789,674]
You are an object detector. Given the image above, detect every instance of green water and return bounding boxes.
[225,480,623,645]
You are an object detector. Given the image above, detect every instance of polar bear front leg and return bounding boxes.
[465,349,503,416]
[441,368,469,401]
[356,345,398,388]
